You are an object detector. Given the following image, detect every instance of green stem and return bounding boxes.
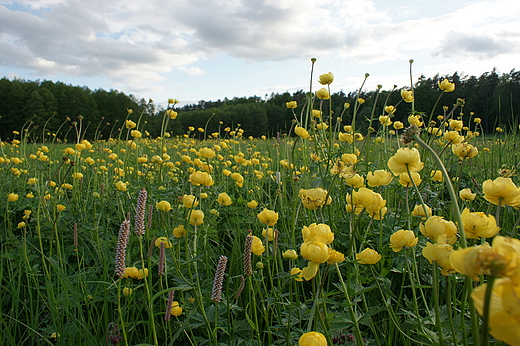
[335,263,364,346]
[432,263,444,346]
[481,276,496,346]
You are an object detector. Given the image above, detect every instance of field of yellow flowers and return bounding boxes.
[2,60,520,346]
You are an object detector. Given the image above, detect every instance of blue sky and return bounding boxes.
[1,0,519,109]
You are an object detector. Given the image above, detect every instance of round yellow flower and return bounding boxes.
[188,171,214,187]
[482,177,520,207]
[389,230,418,252]
[283,250,298,260]
[387,147,424,176]
[356,248,381,264]
[315,88,330,100]
[295,126,310,139]
[318,72,334,85]
[7,193,19,202]
[257,208,278,226]
[182,195,199,208]
[286,101,298,109]
[438,78,455,92]
[399,172,422,187]
[251,235,265,255]
[401,89,414,103]
[173,225,186,238]
[290,267,303,281]
[366,170,393,187]
[56,204,66,212]
[300,241,330,263]
[115,181,128,192]
[247,200,258,209]
[419,216,457,243]
[156,200,172,212]
[298,188,332,210]
[188,210,204,226]
[471,277,520,345]
[460,208,500,239]
[155,237,173,248]
[459,188,477,201]
[216,192,233,206]
[431,170,443,182]
[170,301,182,316]
[302,223,334,244]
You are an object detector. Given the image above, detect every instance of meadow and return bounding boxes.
[2,60,520,346]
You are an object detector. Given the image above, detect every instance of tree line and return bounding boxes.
[0,68,518,142]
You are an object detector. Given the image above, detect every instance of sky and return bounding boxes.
[1,0,519,109]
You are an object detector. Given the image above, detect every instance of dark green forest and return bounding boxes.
[1,68,519,142]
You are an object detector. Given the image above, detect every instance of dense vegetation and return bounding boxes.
[1,68,519,142]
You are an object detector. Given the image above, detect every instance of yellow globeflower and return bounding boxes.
[27,177,38,185]
[393,121,404,130]
[72,172,83,180]
[379,115,392,126]
[431,170,443,182]
[155,237,173,248]
[460,208,500,239]
[401,89,414,103]
[115,181,128,192]
[301,261,320,280]
[385,105,396,114]
[452,143,478,159]
[450,236,520,280]
[290,267,303,281]
[312,110,322,118]
[300,241,330,263]
[166,109,178,119]
[412,204,432,219]
[262,228,275,241]
[182,194,199,208]
[156,200,172,212]
[438,78,455,92]
[286,101,298,109]
[189,171,214,187]
[420,216,457,244]
[408,114,423,127]
[356,248,381,264]
[125,120,136,129]
[471,278,520,346]
[216,192,232,206]
[17,221,26,228]
[130,130,142,138]
[318,72,334,85]
[444,130,465,144]
[7,193,19,202]
[283,250,298,260]
[188,210,204,226]
[399,172,422,187]
[449,119,463,131]
[315,88,330,100]
[257,208,278,226]
[298,188,332,210]
[56,204,66,212]
[367,170,393,187]
[482,177,520,207]
[302,223,334,244]
[251,235,265,255]
[295,126,310,139]
[173,225,186,238]
[247,200,258,209]
[422,237,456,276]
[123,266,139,278]
[459,188,477,201]
[299,332,327,346]
[387,147,424,175]
[170,301,182,316]
[345,174,365,188]
[389,230,418,252]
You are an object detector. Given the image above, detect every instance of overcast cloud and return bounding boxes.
[0,0,519,103]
